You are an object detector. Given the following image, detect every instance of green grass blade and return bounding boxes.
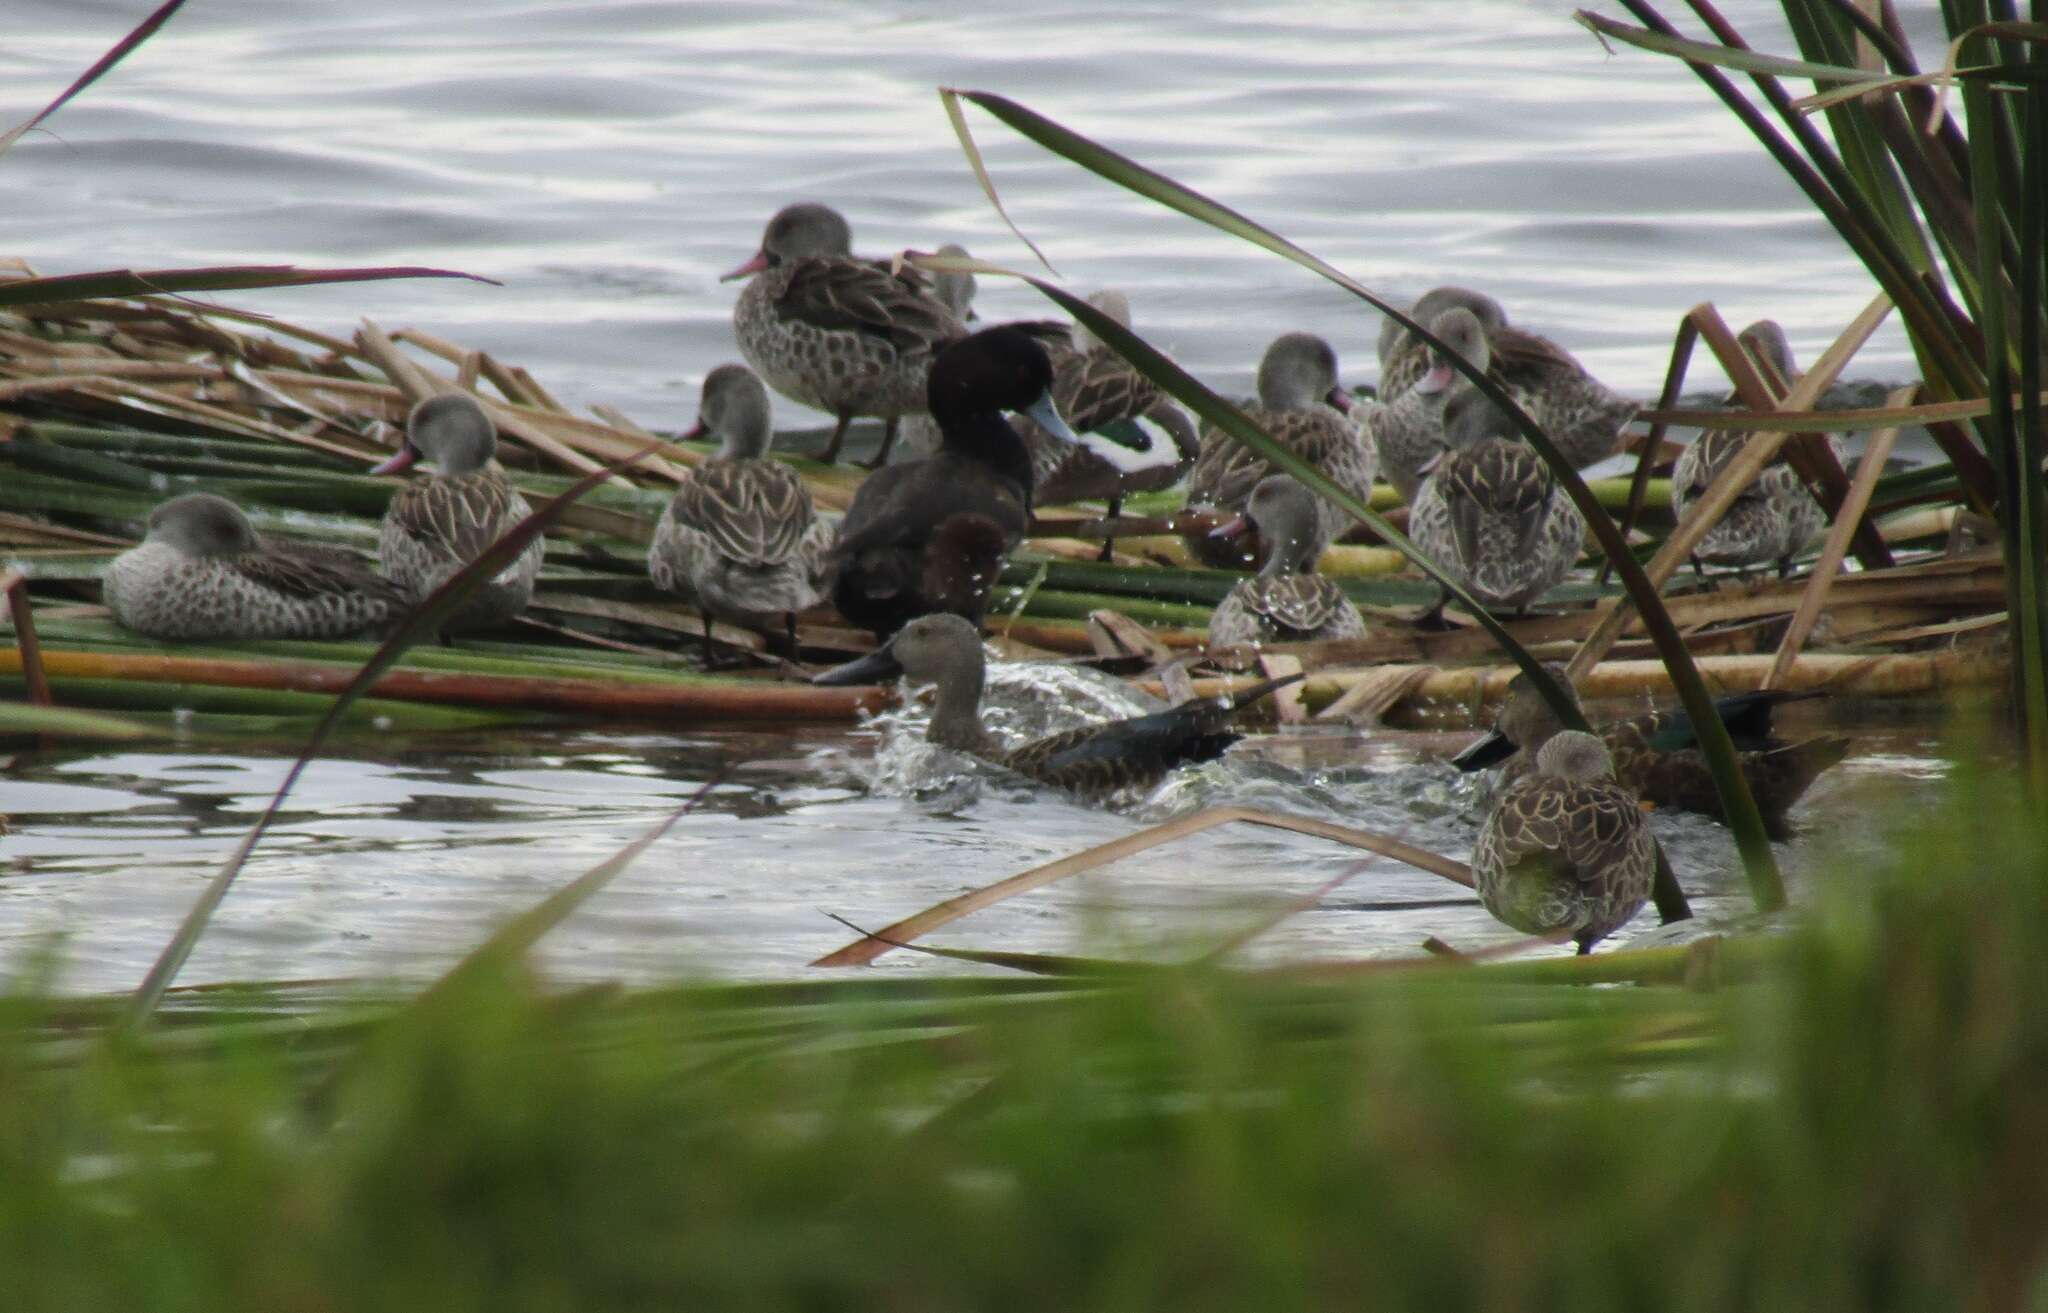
[0,0,188,158]
[119,439,667,1031]
[1576,9,1903,83]
[0,701,154,739]
[946,92,1777,912]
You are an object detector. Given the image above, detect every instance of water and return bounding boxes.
[2,1,1955,990]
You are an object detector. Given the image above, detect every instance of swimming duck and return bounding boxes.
[104,491,404,641]
[1379,286,1635,467]
[1670,321,1830,577]
[724,203,968,468]
[1407,390,1585,614]
[1453,661,1850,841]
[649,364,834,662]
[813,612,1301,794]
[1183,332,1376,569]
[1021,290,1198,522]
[1206,475,1367,649]
[373,393,543,633]
[1368,304,1493,504]
[1472,730,1657,955]
[828,324,1146,640]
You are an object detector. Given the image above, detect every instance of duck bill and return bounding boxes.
[1206,513,1252,541]
[680,419,709,443]
[1020,388,1080,445]
[1417,449,1446,479]
[369,444,420,477]
[1415,363,1454,395]
[1325,386,1354,414]
[811,645,904,687]
[720,251,770,283]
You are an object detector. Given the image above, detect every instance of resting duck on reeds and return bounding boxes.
[104,491,404,641]
[813,612,1301,795]
[724,203,968,469]
[1472,730,1657,955]
[1206,475,1366,649]
[649,364,834,662]
[828,325,1152,641]
[1183,332,1375,569]
[373,393,543,633]
[1369,304,1493,504]
[1453,661,1850,841]
[1671,321,1830,578]
[1379,285,1635,467]
[1407,390,1585,614]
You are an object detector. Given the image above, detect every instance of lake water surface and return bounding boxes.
[2,1,1954,992]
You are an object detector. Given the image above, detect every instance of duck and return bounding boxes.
[1376,285,1507,402]
[1378,285,1635,467]
[1471,729,1658,955]
[1453,660,1851,841]
[1407,389,1585,614]
[723,203,968,469]
[1670,321,1831,577]
[827,324,1149,641]
[1206,475,1367,649]
[812,612,1301,795]
[1183,332,1376,569]
[1019,290,1199,527]
[373,393,543,633]
[895,244,982,460]
[1368,304,1493,504]
[648,364,835,663]
[103,491,405,641]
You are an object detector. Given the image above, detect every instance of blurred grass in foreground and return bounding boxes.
[2,752,2045,1311]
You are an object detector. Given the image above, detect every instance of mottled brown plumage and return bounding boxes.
[1184,332,1375,569]
[1409,415,1584,613]
[375,394,542,633]
[1474,731,1657,954]
[104,492,404,641]
[1462,662,1851,840]
[726,203,969,466]
[1207,476,1366,648]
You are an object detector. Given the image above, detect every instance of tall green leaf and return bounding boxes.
[941,90,1782,912]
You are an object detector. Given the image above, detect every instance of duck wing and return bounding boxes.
[239,540,404,605]
[776,256,962,354]
[1243,575,1360,638]
[1012,673,1303,791]
[1488,325,1585,391]
[831,457,1029,561]
[386,469,524,567]
[1490,777,1648,899]
[669,458,815,567]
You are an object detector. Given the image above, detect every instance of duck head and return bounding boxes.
[372,394,498,478]
[685,364,774,460]
[1211,475,1324,575]
[1737,319,1797,387]
[1499,662,1577,749]
[1073,288,1133,354]
[1413,305,1493,397]
[811,611,985,688]
[1380,285,1506,368]
[1256,332,1349,413]
[722,202,853,281]
[1534,729,1616,783]
[928,243,978,319]
[145,491,259,558]
[926,324,1079,443]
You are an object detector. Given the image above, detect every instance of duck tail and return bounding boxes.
[1767,733,1852,801]
[1717,687,1826,749]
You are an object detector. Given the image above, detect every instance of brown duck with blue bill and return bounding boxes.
[814,612,1302,795]
[826,324,1152,642]
[1454,661,1851,841]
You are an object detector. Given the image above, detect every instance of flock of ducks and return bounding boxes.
[96,200,1854,953]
